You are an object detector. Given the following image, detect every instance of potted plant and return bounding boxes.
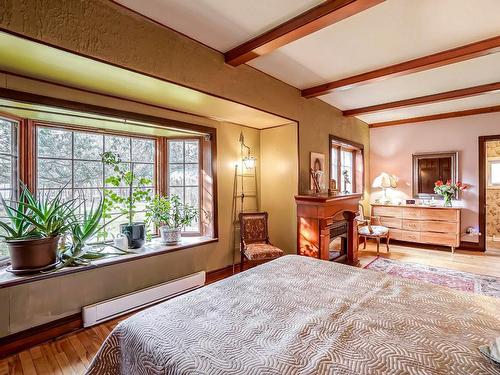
[101,151,152,249]
[55,195,130,270]
[146,195,198,245]
[434,180,469,207]
[0,185,76,271]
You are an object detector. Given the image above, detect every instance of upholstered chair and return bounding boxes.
[356,203,390,255]
[239,212,284,271]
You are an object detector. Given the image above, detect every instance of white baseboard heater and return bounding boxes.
[82,271,206,327]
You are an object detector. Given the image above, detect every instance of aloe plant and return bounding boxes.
[55,196,130,269]
[0,185,76,240]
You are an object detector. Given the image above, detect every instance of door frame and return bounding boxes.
[478,134,500,251]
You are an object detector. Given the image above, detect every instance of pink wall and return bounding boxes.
[370,112,500,242]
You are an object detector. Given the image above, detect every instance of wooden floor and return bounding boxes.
[1,241,500,374]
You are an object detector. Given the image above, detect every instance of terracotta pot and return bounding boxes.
[6,236,60,270]
[120,223,145,249]
[160,227,181,245]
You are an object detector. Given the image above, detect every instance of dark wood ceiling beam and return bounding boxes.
[224,0,384,66]
[343,82,500,116]
[302,35,500,98]
[369,105,500,128]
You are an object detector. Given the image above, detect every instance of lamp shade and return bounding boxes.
[372,172,398,189]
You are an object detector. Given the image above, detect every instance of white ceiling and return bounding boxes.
[115,0,500,125]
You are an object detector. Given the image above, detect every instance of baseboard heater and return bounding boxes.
[82,271,206,327]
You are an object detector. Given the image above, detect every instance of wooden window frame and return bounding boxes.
[329,135,365,194]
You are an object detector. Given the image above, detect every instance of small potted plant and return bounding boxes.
[101,151,152,249]
[146,195,198,245]
[434,180,469,207]
[0,184,76,271]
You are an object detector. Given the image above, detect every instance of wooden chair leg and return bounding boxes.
[363,236,367,249]
[376,237,380,255]
[386,234,390,252]
[240,252,244,272]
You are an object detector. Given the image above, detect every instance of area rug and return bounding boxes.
[364,257,500,298]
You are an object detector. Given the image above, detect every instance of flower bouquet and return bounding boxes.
[434,180,468,207]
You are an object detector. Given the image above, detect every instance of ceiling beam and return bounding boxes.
[343,82,500,116]
[302,35,500,98]
[224,0,384,66]
[369,105,500,128]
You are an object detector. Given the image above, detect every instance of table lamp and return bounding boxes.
[372,172,398,203]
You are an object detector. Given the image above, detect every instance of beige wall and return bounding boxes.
[261,124,299,254]
[0,0,369,336]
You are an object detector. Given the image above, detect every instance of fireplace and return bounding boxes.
[295,193,362,265]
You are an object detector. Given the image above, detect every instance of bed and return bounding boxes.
[87,255,500,374]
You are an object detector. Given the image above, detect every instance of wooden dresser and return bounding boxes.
[371,204,461,252]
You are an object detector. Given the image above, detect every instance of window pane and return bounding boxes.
[0,119,13,153]
[0,155,12,190]
[169,186,184,202]
[37,159,72,188]
[168,141,184,163]
[38,188,73,202]
[37,127,72,158]
[169,164,184,186]
[132,138,154,163]
[105,135,130,161]
[185,163,199,186]
[491,162,500,185]
[133,163,154,186]
[185,186,199,208]
[74,132,103,160]
[74,161,103,188]
[185,141,199,163]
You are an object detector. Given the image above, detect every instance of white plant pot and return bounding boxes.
[160,226,181,245]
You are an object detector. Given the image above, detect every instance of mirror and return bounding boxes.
[412,151,458,198]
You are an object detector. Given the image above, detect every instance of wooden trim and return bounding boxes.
[224,0,384,66]
[0,313,82,358]
[329,134,365,194]
[478,134,500,252]
[0,88,216,136]
[369,105,500,128]
[343,82,500,116]
[302,35,500,97]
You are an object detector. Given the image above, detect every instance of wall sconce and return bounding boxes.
[239,132,256,169]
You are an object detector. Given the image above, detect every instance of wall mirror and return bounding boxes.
[412,151,458,198]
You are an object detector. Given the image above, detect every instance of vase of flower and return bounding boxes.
[434,180,468,207]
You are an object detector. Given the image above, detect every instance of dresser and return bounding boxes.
[371,204,461,253]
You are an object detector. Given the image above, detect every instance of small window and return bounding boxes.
[488,159,500,187]
[168,139,200,233]
[0,117,18,260]
[330,136,364,194]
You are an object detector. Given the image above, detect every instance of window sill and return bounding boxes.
[0,237,218,289]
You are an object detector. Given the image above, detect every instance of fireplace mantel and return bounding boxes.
[295,193,362,265]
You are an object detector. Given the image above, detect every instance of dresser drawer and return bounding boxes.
[403,207,421,219]
[389,228,403,241]
[402,230,420,242]
[372,206,403,218]
[379,217,403,229]
[402,219,420,231]
[420,232,458,247]
[419,208,458,222]
[420,221,457,233]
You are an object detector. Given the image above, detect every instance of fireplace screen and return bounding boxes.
[329,220,348,262]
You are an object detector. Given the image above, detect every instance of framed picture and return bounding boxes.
[310,152,326,190]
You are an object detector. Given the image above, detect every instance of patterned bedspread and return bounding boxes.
[87,255,500,374]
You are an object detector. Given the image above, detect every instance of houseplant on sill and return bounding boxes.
[0,185,76,272]
[55,195,130,270]
[101,151,152,249]
[146,194,198,245]
[434,180,469,207]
